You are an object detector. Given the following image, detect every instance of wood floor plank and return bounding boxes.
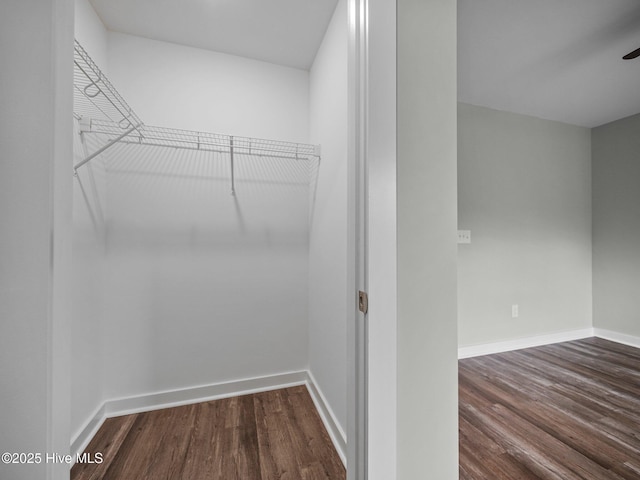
[462,358,636,475]
[300,461,332,480]
[459,414,541,480]
[72,386,345,480]
[71,414,137,480]
[460,338,640,479]
[146,403,197,479]
[99,410,167,479]
[254,388,307,479]
[223,394,263,479]
[103,404,197,479]
[285,385,345,477]
[180,401,221,479]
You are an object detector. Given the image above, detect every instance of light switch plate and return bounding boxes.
[458,230,471,244]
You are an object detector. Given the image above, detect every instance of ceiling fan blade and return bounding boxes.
[623,47,640,60]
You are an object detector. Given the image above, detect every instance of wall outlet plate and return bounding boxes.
[457,230,471,244]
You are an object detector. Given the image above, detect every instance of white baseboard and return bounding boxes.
[70,371,307,461]
[458,328,595,359]
[70,370,347,468]
[594,328,640,349]
[103,370,308,418]
[70,403,107,463]
[304,371,347,466]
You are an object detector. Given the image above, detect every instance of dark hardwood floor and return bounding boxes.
[459,337,640,479]
[72,385,345,480]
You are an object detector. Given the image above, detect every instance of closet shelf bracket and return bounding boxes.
[230,136,236,196]
[74,122,143,175]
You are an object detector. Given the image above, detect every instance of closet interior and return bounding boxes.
[73,41,320,184]
[70,0,349,470]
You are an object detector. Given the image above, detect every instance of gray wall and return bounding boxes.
[593,113,640,338]
[397,0,459,477]
[458,103,592,347]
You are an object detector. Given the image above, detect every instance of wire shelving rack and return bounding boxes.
[72,40,320,195]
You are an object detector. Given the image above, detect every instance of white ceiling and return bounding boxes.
[459,0,640,127]
[90,0,640,127]
[89,0,338,70]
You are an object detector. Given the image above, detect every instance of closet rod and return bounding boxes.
[73,123,142,174]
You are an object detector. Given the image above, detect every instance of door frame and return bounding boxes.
[347,0,398,478]
[346,0,368,478]
[347,0,397,480]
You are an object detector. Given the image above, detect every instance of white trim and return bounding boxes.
[364,0,397,477]
[70,370,347,467]
[102,371,307,418]
[594,328,640,349]
[458,328,595,359]
[305,370,347,466]
[347,0,370,477]
[70,403,107,461]
[70,371,307,462]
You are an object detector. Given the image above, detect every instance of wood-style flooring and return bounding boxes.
[459,337,640,479]
[71,385,345,480]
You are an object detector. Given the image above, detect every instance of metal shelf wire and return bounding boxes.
[73,40,142,128]
[82,119,320,161]
[72,39,320,192]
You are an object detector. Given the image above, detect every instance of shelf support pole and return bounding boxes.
[230,136,236,196]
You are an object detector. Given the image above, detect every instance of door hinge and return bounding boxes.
[358,290,368,314]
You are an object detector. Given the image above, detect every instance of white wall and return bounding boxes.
[458,103,592,347]
[0,1,74,479]
[71,1,335,450]
[396,0,458,477]
[365,0,398,476]
[71,0,110,444]
[98,35,311,402]
[107,32,310,142]
[102,146,310,399]
[593,112,640,339]
[308,0,348,440]
[74,0,108,69]
[71,0,314,439]
[71,131,108,441]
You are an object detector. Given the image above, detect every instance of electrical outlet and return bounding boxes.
[457,230,471,244]
[511,304,519,318]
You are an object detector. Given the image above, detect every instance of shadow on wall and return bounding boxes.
[94,136,313,397]
[73,119,107,238]
[76,132,319,251]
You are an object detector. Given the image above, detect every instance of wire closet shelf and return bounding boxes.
[73,39,320,193]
